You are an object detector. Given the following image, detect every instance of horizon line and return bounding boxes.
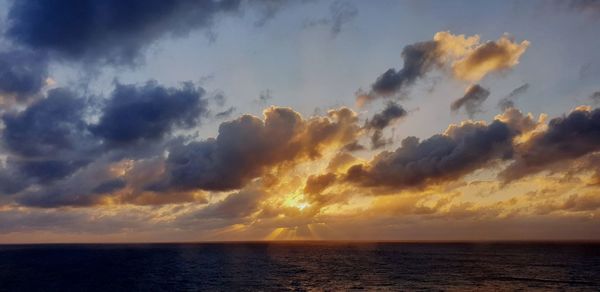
[2,239,600,245]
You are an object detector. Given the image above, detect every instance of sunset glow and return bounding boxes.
[0,0,599,244]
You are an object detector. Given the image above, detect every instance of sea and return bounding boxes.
[0,242,598,291]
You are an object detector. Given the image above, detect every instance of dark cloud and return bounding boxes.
[92,179,127,194]
[14,159,91,184]
[0,80,210,200]
[370,130,390,150]
[0,50,48,101]
[365,102,407,131]
[365,102,406,149]
[368,41,440,98]
[508,83,530,99]
[451,84,490,117]
[16,185,100,208]
[1,88,97,185]
[501,107,600,181]
[12,152,205,208]
[0,168,28,195]
[6,0,241,65]
[2,89,91,157]
[498,83,530,110]
[346,119,515,189]
[91,81,208,145]
[151,107,360,191]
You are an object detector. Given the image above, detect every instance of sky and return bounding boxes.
[0,0,599,243]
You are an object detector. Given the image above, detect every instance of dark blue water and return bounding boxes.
[0,242,598,291]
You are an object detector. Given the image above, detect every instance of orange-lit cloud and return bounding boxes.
[451,35,529,82]
[358,31,529,105]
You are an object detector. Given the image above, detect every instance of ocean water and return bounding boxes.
[0,242,598,291]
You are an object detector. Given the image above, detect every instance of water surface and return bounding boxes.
[0,242,598,291]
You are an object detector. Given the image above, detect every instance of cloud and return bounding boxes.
[364,102,407,149]
[0,50,48,103]
[251,0,306,27]
[0,80,212,200]
[451,84,490,117]
[212,92,226,107]
[1,88,97,186]
[151,107,360,192]
[342,141,365,152]
[91,81,208,145]
[304,173,337,195]
[0,207,157,235]
[304,0,358,37]
[451,35,529,82]
[369,130,389,150]
[326,152,358,173]
[494,107,540,134]
[0,168,28,195]
[558,0,600,16]
[6,0,242,65]
[359,32,529,104]
[197,189,267,219]
[328,0,358,36]
[2,88,90,157]
[257,89,273,104]
[501,106,600,181]
[590,91,600,104]
[215,106,236,119]
[561,193,600,212]
[365,102,407,130]
[362,40,440,100]
[498,83,530,110]
[346,119,515,190]
[92,179,127,194]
